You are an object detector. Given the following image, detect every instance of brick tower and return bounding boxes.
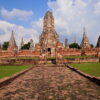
[19,38,24,50]
[8,31,18,51]
[65,38,69,48]
[80,28,91,50]
[96,36,100,48]
[36,11,63,58]
[29,39,34,50]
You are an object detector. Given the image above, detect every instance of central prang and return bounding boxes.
[35,11,63,58]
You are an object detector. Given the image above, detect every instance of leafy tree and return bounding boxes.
[21,42,30,50]
[2,41,9,50]
[90,44,94,48]
[69,43,80,49]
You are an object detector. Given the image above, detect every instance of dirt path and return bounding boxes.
[0,65,100,100]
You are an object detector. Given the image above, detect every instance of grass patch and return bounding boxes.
[64,55,95,59]
[0,57,39,60]
[16,57,39,60]
[0,65,32,79]
[47,56,56,60]
[70,62,100,77]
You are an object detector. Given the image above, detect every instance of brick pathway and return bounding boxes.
[0,65,100,100]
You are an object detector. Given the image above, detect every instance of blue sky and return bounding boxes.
[0,0,100,46]
[0,0,49,27]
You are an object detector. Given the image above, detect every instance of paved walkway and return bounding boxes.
[0,65,100,100]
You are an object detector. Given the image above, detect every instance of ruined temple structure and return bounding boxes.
[0,43,2,50]
[35,11,63,58]
[96,36,100,57]
[8,31,18,51]
[0,11,100,58]
[80,28,91,50]
[19,38,24,50]
[29,39,34,50]
[96,36,100,48]
[65,38,69,48]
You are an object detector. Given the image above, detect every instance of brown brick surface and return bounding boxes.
[0,65,100,100]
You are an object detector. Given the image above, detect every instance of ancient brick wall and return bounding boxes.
[0,50,14,58]
[62,49,81,56]
[84,48,97,56]
[0,48,99,58]
[17,50,40,57]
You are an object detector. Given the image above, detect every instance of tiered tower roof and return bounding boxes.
[29,39,34,50]
[96,36,100,48]
[8,31,18,51]
[80,28,91,49]
[65,38,69,48]
[20,38,24,50]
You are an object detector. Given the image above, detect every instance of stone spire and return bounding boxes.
[20,38,24,50]
[8,31,18,51]
[96,36,100,48]
[0,43,2,50]
[80,28,91,49]
[65,38,69,48]
[39,10,59,47]
[29,39,34,50]
[43,10,54,31]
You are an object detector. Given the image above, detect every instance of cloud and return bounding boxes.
[94,1,100,15]
[0,8,33,21]
[48,0,100,45]
[0,20,38,47]
[0,0,100,47]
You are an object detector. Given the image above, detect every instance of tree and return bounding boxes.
[69,43,80,49]
[90,44,94,48]
[21,42,30,50]
[2,42,9,50]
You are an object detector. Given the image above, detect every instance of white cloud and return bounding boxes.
[0,20,38,47]
[0,0,100,47]
[48,0,100,45]
[0,8,33,20]
[94,1,100,15]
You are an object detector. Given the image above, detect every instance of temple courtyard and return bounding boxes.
[0,64,100,100]
[0,7,100,100]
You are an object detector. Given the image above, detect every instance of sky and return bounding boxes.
[0,0,100,47]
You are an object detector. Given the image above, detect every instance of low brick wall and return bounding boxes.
[0,57,99,65]
[65,64,100,86]
[61,57,99,64]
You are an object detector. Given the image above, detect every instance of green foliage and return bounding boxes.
[47,56,55,60]
[90,44,94,48]
[69,43,80,49]
[70,62,100,77]
[16,57,39,60]
[21,42,30,50]
[2,41,9,50]
[0,65,32,79]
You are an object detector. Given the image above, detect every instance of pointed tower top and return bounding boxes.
[8,31,18,51]
[80,28,91,49]
[29,39,34,50]
[65,38,69,48]
[83,27,86,33]
[96,35,100,48]
[20,38,24,50]
[43,10,54,31]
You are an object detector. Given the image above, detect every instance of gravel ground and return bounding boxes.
[0,65,100,100]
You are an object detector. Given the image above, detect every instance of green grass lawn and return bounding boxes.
[0,65,32,79]
[70,62,100,77]
[64,55,95,59]
[0,57,39,60]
